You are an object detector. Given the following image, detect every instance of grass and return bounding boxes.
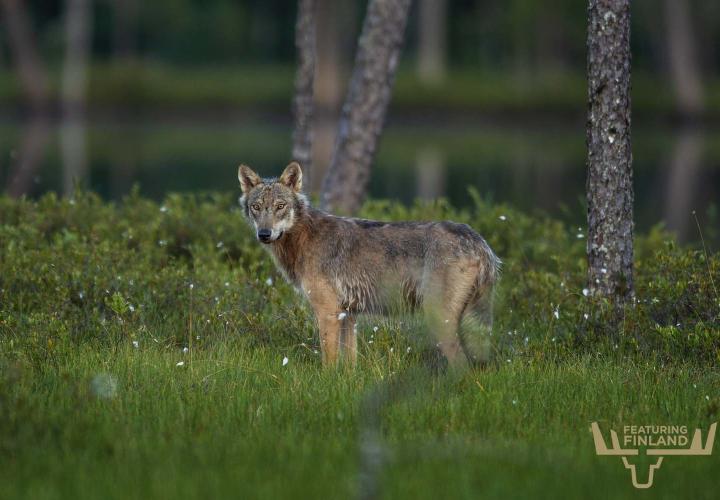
[2,347,719,499]
[1,191,719,499]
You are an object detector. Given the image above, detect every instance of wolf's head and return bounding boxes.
[238,162,306,244]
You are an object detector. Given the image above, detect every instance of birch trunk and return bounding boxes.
[292,0,316,184]
[321,0,412,214]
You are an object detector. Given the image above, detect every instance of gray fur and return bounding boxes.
[238,163,501,368]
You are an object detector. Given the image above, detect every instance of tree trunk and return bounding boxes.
[664,127,704,242]
[417,0,447,86]
[663,0,704,117]
[321,0,412,214]
[292,0,316,185]
[586,0,634,299]
[6,115,51,197]
[113,0,136,59]
[311,0,349,193]
[0,0,50,112]
[61,0,92,195]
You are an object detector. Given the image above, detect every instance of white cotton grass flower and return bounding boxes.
[265,277,273,286]
[553,306,560,320]
[582,288,590,297]
[337,312,347,320]
[132,340,139,348]
[498,215,507,221]
[176,361,185,367]
[182,347,189,354]
[90,373,118,399]
[373,326,379,333]
[282,356,289,366]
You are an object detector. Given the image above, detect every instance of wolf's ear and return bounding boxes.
[238,165,261,194]
[279,162,303,192]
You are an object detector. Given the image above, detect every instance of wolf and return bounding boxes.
[238,162,500,368]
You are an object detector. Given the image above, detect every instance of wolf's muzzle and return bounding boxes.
[257,229,272,243]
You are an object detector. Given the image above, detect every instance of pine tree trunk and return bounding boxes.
[61,0,92,195]
[663,0,703,117]
[586,0,634,299]
[417,0,447,86]
[292,0,316,185]
[113,0,136,59]
[321,0,412,214]
[0,0,50,112]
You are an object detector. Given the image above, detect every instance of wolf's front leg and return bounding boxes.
[305,280,343,366]
[339,316,357,366]
[316,313,341,365]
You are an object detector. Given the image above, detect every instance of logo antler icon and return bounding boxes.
[591,422,717,489]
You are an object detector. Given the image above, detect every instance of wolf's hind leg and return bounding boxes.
[459,284,494,367]
[421,262,479,370]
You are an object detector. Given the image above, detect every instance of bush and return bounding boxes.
[1,189,718,369]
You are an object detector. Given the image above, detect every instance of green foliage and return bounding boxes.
[1,191,719,498]
[1,190,718,367]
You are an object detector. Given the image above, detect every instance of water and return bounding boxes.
[1,116,718,242]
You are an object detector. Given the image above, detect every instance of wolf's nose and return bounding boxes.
[258,229,272,242]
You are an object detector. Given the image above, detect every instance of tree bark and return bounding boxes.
[113,0,136,59]
[292,0,316,186]
[321,0,412,214]
[662,0,704,117]
[61,0,92,195]
[664,127,704,242]
[311,0,349,193]
[417,0,447,86]
[6,115,51,197]
[586,0,634,300]
[0,0,50,112]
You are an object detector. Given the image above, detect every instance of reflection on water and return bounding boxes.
[1,116,718,243]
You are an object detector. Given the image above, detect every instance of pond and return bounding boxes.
[1,115,718,243]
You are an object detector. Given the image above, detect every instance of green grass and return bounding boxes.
[1,191,719,499]
[2,347,719,499]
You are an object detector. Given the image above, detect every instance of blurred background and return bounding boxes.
[0,0,718,241]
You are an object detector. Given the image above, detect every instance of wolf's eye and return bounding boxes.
[276,203,286,211]
[251,204,261,211]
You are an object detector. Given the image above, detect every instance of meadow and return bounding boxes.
[1,190,719,499]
